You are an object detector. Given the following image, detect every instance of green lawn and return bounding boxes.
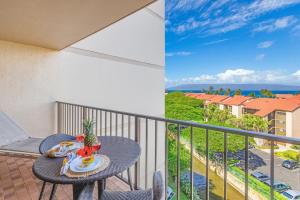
[229,166,286,200]
[275,150,300,161]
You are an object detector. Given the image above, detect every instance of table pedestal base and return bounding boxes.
[73,182,95,200]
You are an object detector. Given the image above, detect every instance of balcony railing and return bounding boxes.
[56,101,300,200]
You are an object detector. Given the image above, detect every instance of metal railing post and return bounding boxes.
[245,136,249,200]
[134,116,141,189]
[55,101,300,200]
[205,129,209,200]
[57,102,61,133]
[224,132,227,200]
[176,124,181,200]
[165,122,168,200]
[190,127,194,200]
[270,140,275,200]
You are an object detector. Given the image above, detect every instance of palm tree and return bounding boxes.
[248,92,256,97]
[208,86,214,94]
[219,88,224,95]
[225,88,231,96]
[234,89,242,95]
[260,89,274,98]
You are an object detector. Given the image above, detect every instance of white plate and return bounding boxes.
[69,155,102,173]
[49,141,81,157]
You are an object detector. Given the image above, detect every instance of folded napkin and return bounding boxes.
[60,152,77,175]
[47,142,82,158]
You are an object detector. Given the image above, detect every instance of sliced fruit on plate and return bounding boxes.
[82,155,94,164]
[60,141,74,147]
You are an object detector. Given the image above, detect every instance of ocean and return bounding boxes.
[167,90,300,97]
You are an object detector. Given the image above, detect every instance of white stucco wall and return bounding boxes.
[219,104,224,110]
[286,112,293,138]
[0,0,165,190]
[292,108,300,138]
[0,1,165,138]
[232,105,242,118]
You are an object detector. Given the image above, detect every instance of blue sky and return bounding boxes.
[165,0,300,87]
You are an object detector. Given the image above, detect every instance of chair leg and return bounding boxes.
[127,168,134,191]
[39,181,46,200]
[49,184,57,200]
[103,179,106,189]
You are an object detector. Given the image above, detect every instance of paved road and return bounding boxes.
[249,149,300,190]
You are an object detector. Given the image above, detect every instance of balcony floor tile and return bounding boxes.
[0,154,129,200]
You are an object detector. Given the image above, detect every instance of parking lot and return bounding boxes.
[249,149,300,190]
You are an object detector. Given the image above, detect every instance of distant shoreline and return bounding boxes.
[166,90,300,97]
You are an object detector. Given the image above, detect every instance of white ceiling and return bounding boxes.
[0,0,155,50]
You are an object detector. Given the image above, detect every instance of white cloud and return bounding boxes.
[166,68,298,85]
[203,38,229,46]
[182,75,216,82]
[166,0,207,13]
[257,41,274,48]
[172,18,210,34]
[256,54,265,61]
[293,70,300,79]
[166,0,300,36]
[216,69,255,82]
[253,16,298,32]
[248,0,300,13]
[166,51,192,57]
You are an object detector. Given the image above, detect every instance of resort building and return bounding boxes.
[243,96,300,138]
[186,93,300,138]
[219,95,252,118]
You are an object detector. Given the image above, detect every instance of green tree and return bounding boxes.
[165,92,204,122]
[166,104,204,122]
[204,104,235,124]
[248,92,256,97]
[234,89,242,95]
[225,88,231,96]
[240,114,269,132]
[208,86,214,94]
[260,89,274,98]
[166,92,204,109]
[219,88,224,95]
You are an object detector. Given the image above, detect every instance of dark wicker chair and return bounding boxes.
[101,171,164,200]
[38,133,75,200]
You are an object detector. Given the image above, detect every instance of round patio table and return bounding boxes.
[32,136,141,200]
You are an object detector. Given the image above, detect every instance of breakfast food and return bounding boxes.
[60,141,74,147]
[81,155,94,167]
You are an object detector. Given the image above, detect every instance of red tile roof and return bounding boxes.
[221,95,252,106]
[185,93,215,100]
[186,93,300,117]
[275,94,294,99]
[185,93,230,104]
[209,95,230,103]
[243,97,300,117]
[289,94,300,101]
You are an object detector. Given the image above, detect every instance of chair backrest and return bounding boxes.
[153,171,164,200]
[39,133,76,154]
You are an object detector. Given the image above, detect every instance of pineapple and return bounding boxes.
[83,119,98,147]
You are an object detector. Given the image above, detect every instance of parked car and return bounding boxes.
[282,160,299,170]
[282,190,300,200]
[263,180,291,193]
[167,187,175,200]
[251,171,270,182]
